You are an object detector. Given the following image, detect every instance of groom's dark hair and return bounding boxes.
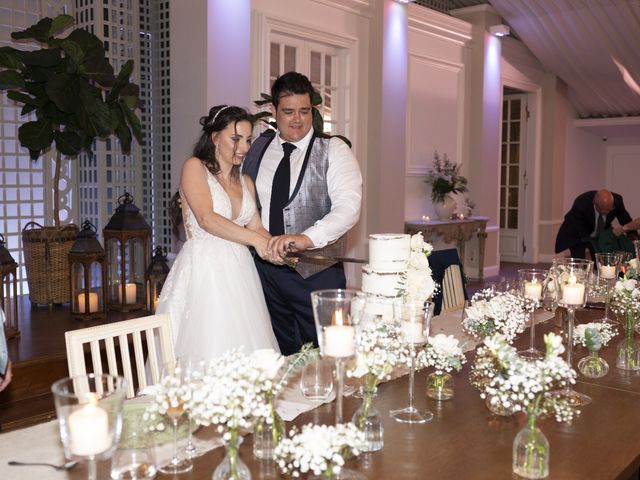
[271,71,314,108]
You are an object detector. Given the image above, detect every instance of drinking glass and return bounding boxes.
[548,258,593,407]
[157,360,192,474]
[300,358,334,401]
[181,356,204,459]
[390,300,434,424]
[311,289,359,424]
[51,373,126,480]
[595,252,621,324]
[110,415,157,480]
[518,269,548,360]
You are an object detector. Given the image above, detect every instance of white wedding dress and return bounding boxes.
[156,170,279,361]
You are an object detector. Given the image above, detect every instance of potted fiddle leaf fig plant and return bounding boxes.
[0,14,143,305]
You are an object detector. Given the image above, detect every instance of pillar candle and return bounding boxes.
[68,403,111,456]
[323,325,355,357]
[78,292,99,313]
[561,277,585,306]
[401,321,425,344]
[118,283,137,304]
[599,265,617,279]
[524,281,543,300]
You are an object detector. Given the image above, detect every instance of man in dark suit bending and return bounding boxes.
[555,189,632,259]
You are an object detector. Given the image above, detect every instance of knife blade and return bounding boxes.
[287,252,369,264]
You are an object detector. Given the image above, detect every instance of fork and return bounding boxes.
[8,460,79,471]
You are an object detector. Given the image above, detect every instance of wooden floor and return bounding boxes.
[0,261,547,431]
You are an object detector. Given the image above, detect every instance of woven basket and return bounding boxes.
[22,222,79,306]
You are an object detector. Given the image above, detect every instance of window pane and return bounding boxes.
[509,144,519,165]
[325,55,332,86]
[508,209,518,229]
[270,42,279,78]
[509,165,519,185]
[310,51,321,84]
[510,99,521,120]
[284,46,296,72]
[500,208,505,229]
[509,187,519,208]
[510,121,520,142]
[502,122,507,140]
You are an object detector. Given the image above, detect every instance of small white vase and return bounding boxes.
[433,195,456,220]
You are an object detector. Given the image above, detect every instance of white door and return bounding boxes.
[499,94,529,262]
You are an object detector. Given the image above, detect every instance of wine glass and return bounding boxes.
[517,269,548,360]
[548,258,593,407]
[157,360,193,474]
[390,300,434,424]
[51,373,126,480]
[595,253,621,324]
[311,289,359,424]
[182,356,204,459]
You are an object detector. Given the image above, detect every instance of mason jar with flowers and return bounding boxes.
[609,274,640,371]
[423,334,466,401]
[424,152,469,220]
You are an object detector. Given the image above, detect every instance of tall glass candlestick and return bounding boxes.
[311,289,360,424]
[595,252,621,325]
[390,300,434,424]
[518,269,548,360]
[548,258,593,407]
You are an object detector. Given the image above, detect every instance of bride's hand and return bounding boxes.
[254,235,284,265]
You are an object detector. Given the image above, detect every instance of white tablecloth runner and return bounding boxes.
[0,310,554,479]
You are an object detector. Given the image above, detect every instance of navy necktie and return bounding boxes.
[269,142,296,235]
[596,213,605,234]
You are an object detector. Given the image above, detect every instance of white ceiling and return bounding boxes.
[487,0,640,118]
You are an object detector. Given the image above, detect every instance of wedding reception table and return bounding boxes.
[2,308,640,480]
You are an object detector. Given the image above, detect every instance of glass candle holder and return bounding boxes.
[548,257,593,407]
[311,289,360,424]
[518,269,549,360]
[595,252,621,324]
[52,373,126,480]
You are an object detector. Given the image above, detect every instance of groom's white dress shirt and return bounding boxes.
[255,128,362,249]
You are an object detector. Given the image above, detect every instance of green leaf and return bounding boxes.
[75,105,97,137]
[119,82,139,97]
[108,59,134,101]
[92,101,112,137]
[7,90,37,106]
[117,122,132,153]
[23,65,51,83]
[21,104,37,115]
[25,81,48,99]
[66,28,104,55]
[120,101,143,143]
[11,17,53,42]
[120,95,137,109]
[18,119,54,151]
[21,48,62,68]
[0,70,25,89]
[28,148,40,160]
[312,90,322,106]
[49,14,75,37]
[252,111,272,121]
[53,130,82,156]
[45,73,80,112]
[61,40,84,67]
[312,108,324,133]
[254,99,271,106]
[42,100,71,125]
[0,47,24,69]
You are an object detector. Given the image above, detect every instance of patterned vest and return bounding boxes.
[242,130,346,279]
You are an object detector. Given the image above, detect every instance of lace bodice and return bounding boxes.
[182,171,256,241]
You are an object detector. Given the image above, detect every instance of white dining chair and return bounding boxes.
[65,313,175,398]
[440,264,466,313]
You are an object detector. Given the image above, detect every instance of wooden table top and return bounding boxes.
[71,308,640,480]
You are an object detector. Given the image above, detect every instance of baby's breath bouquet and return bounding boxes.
[424,151,468,202]
[397,232,437,303]
[473,333,578,479]
[423,334,466,400]
[573,322,617,378]
[462,289,530,343]
[610,275,640,370]
[275,423,365,479]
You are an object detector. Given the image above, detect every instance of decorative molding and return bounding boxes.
[574,116,640,128]
[312,0,371,17]
[408,3,472,46]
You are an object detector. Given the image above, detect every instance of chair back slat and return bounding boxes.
[65,314,175,399]
[442,264,466,313]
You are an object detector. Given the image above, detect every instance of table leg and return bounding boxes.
[477,230,488,281]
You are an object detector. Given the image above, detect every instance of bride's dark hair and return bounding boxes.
[193,105,254,178]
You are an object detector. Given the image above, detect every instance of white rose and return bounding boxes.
[251,349,284,378]
[409,251,429,270]
[623,279,637,291]
[410,233,425,251]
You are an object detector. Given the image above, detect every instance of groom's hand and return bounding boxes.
[268,234,314,259]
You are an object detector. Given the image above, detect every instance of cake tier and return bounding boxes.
[362,266,404,298]
[368,233,411,271]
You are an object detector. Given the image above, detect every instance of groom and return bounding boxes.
[242,71,362,355]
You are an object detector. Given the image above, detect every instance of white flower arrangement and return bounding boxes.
[471,333,578,423]
[347,320,412,391]
[142,364,194,432]
[398,232,437,303]
[462,289,530,343]
[423,334,466,375]
[573,322,618,351]
[275,423,365,478]
[610,276,640,321]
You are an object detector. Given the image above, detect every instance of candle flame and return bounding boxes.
[333,310,344,326]
[568,274,577,285]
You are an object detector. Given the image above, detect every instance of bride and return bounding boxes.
[156,105,280,360]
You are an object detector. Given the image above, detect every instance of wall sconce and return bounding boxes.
[490,24,510,37]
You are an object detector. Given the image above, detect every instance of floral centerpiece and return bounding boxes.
[424,152,468,219]
[347,320,412,450]
[573,322,617,378]
[610,275,640,370]
[398,232,437,304]
[423,334,466,400]
[275,423,365,480]
[462,289,530,343]
[473,333,578,479]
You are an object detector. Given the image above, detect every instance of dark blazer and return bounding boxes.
[555,190,632,253]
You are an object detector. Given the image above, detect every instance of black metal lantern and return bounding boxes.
[103,193,151,312]
[146,247,170,313]
[69,221,107,320]
[0,234,19,339]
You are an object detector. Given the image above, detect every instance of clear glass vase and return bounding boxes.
[616,332,640,371]
[512,415,549,479]
[578,351,609,378]
[426,372,454,401]
[253,395,285,460]
[351,388,383,452]
[485,395,514,417]
[213,433,251,480]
